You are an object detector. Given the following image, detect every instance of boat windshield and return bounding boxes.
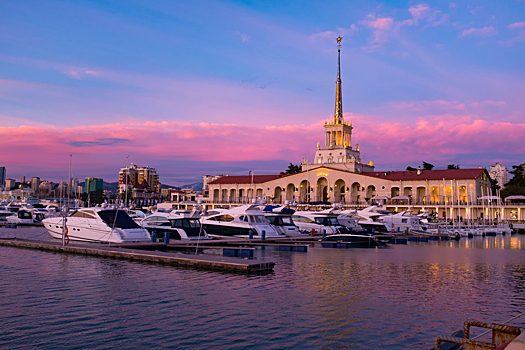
[267,216,283,226]
[171,219,202,237]
[248,215,269,225]
[98,210,141,229]
[282,216,295,226]
[315,217,340,226]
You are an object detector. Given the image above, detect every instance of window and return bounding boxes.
[71,211,97,219]
[219,215,234,222]
[401,219,408,223]
[98,210,140,229]
[292,215,315,224]
[318,159,322,164]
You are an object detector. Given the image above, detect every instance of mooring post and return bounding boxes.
[261,230,266,241]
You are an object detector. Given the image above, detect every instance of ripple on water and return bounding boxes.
[1,232,525,349]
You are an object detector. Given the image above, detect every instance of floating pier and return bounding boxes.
[0,238,274,273]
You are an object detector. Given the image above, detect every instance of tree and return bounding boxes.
[488,173,500,194]
[501,165,525,198]
[406,166,417,171]
[422,161,434,170]
[447,164,460,169]
[285,163,301,174]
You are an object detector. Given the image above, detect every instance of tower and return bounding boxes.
[305,36,375,173]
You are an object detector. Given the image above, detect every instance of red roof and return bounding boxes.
[209,174,284,185]
[362,168,486,181]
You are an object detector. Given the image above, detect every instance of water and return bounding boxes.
[1,227,525,349]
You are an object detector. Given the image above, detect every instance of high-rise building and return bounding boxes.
[0,167,5,188]
[85,177,104,193]
[20,176,26,184]
[118,164,160,196]
[5,179,16,189]
[71,178,79,194]
[30,177,40,191]
[489,163,509,189]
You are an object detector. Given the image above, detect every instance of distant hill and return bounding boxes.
[178,182,203,191]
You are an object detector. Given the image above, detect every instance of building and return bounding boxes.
[20,176,26,184]
[30,177,40,191]
[118,163,160,198]
[170,188,198,202]
[203,175,224,196]
[0,167,5,188]
[5,178,16,190]
[85,177,104,193]
[208,37,494,220]
[489,163,509,189]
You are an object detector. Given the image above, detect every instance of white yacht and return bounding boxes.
[380,211,430,235]
[139,209,211,240]
[202,205,281,239]
[260,205,305,237]
[292,208,349,235]
[6,210,42,225]
[42,208,151,243]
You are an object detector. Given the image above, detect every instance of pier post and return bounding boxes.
[151,230,157,243]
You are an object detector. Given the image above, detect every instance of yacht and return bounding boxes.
[202,205,281,239]
[139,209,211,240]
[260,205,305,237]
[42,208,151,243]
[292,208,350,235]
[6,210,44,225]
[380,211,430,235]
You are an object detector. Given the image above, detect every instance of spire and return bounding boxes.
[334,36,343,124]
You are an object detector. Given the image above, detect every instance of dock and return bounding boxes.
[0,238,275,273]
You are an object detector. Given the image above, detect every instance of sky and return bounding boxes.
[1,0,524,186]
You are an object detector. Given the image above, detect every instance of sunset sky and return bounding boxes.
[1,0,524,185]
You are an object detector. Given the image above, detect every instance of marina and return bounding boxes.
[1,225,525,349]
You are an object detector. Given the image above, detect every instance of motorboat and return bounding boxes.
[139,209,211,240]
[336,210,365,232]
[202,205,282,239]
[292,208,351,235]
[259,205,306,237]
[42,208,151,243]
[341,206,388,233]
[6,210,44,225]
[380,211,430,235]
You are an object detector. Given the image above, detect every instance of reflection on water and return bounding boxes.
[1,228,525,349]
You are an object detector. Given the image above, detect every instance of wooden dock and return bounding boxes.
[0,238,275,273]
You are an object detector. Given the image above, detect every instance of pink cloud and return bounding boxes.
[392,100,465,111]
[500,30,525,47]
[470,100,506,108]
[508,22,525,29]
[235,31,249,42]
[1,116,524,181]
[310,24,358,41]
[85,70,100,77]
[63,71,80,79]
[461,26,497,37]
[361,17,394,30]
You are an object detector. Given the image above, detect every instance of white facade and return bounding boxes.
[489,163,509,189]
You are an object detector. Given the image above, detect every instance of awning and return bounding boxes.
[505,195,525,202]
[371,196,390,200]
[479,196,501,201]
[391,196,410,200]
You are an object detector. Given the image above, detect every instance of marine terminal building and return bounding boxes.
[208,37,523,221]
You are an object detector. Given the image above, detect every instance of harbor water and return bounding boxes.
[1,227,525,349]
